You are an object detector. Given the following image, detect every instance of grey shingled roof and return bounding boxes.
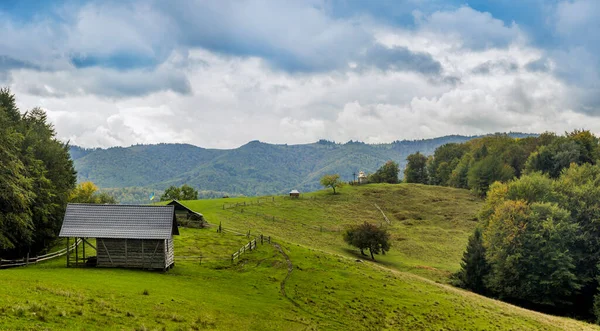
[59,204,178,239]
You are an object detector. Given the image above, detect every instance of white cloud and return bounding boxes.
[3,2,600,148]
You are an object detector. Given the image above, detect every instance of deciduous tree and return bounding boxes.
[343,222,391,261]
[404,152,428,184]
[320,174,343,194]
[369,161,400,184]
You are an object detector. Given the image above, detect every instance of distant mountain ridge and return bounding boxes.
[70,133,536,199]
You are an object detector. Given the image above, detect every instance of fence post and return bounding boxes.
[26,253,29,266]
[261,234,263,244]
[66,237,70,267]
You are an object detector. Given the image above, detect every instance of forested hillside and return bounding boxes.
[71,133,534,201]
[403,130,600,322]
[0,88,76,258]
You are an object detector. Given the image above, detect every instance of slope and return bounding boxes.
[181,183,483,281]
[1,184,598,330]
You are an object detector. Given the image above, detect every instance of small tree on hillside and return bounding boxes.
[404,152,429,184]
[160,186,182,201]
[160,184,199,201]
[180,184,199,200]
[369,160,400,184]
[320,174,343,194]
[343,222,391,261]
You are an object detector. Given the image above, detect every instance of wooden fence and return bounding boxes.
[0,239,81,269]
[231,208,342,233]
[223,197,275,210]
[231,235,271,263]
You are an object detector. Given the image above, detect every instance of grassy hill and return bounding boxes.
[71,134,536,202]
[2,184,596,330]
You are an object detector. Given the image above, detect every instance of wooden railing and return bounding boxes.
[0,239,81,269]
[231,235,271,263]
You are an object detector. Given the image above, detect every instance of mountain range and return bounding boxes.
[70,133,535,202]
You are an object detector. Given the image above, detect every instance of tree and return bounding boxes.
[454,227,490,295]
[429,143,469,185]
[69,181,117,204]
[160,184,199,201]
[483,201,580,305]
[180,184,199,200]
[160,186,182,201]
[467,156,515,197]
[404,152,429,184]
[320,174,343,194]
[0,88,76,256]
[343,222,391,261]
[369,160,400,184]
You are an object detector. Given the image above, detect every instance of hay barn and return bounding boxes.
[59,204,179,271]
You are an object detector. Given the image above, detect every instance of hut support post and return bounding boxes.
[66,237,70,267]
[142,240,145,269]
[75,237,79,267]
[125,239,128,267]
[82,238,96,250]
[82,238,86,264]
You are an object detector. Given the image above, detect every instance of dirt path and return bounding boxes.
[272,243,293,297]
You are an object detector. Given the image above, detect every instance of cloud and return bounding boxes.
[2,1,600,149]
[414,6,523,50]
[362,44,442,74]
[471,60,519,75]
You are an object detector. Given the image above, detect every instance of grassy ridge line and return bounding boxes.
[177,183,483,281]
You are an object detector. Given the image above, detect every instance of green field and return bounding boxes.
[1,184,598,330]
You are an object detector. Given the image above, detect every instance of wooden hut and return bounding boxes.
[289,189,300,198]
[59,204,179,271]
[168,200,205,224]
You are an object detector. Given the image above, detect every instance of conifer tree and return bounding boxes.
[455,227,490,295]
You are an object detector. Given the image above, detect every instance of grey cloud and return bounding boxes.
[0,56,40,71]
[472,60,519,75]
[91,70,192,98]
[525,58,550,72]
[17,66,192,99]
[363,44,442,75]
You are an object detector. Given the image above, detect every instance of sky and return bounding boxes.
[1,0,599,149]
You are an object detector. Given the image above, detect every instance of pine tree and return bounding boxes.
[455,227,490,295]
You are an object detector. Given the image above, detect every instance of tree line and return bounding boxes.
[402,131,600,322]
[0,88,77,258]
[403,131,599,196]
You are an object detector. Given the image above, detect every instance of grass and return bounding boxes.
[180,183,483,281]
[1,184,598,330]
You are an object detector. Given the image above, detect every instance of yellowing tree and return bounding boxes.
[320,174,343,194]
[69,181,116,204]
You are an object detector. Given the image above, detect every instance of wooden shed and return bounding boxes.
[289,190,300,198]
[59,204,179,271]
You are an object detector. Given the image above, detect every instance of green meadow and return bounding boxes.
[1,184,598,330]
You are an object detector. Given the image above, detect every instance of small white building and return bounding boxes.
[358,171,368,184]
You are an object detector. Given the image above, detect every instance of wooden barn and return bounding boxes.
[289,189,300,198]
[59,204,179,271]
